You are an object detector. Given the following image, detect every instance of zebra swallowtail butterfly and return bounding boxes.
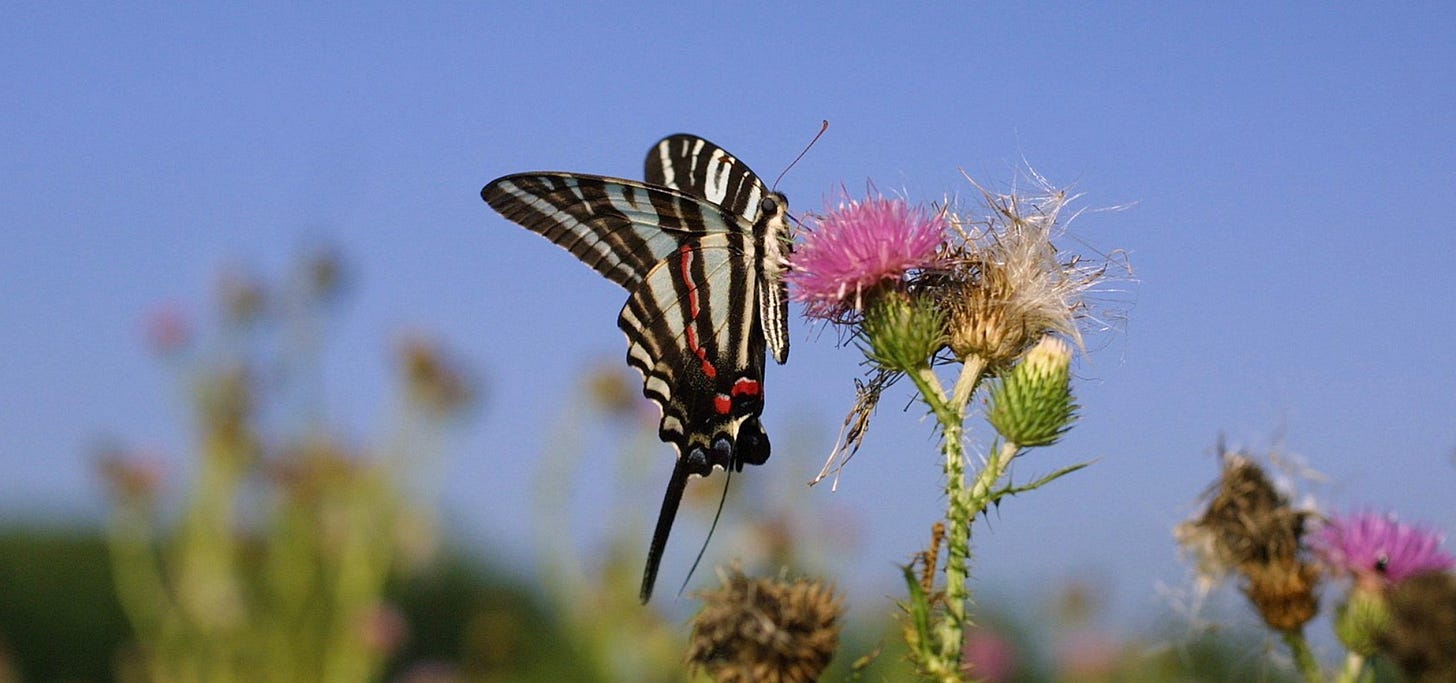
[481,134,791,603]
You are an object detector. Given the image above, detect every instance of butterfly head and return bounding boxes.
[758,191,794,265]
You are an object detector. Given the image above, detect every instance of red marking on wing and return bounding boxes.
[683,326,718,379]
[731,378,762,397]
[678,244,717,379]
[679,246,700,318]
[714,393,732,415]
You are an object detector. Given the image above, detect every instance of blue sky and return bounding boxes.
[4,3,1455,632]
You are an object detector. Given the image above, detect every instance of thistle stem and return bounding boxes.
[1281,629,1322,683]
[949,358,985,411]
[1335,652,1369,683]
[907,356,989,679]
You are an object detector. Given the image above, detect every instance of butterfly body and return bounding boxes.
[481,135,789,602]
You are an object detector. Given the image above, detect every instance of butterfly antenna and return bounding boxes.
[678,464,732,599]
[771,120,829,191]
[641,458,692,603]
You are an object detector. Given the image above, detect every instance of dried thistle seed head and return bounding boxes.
[934,185,1092,367]
[96,446,166,505]
[688,568,843,683]
[217,265,266,327]
[584,364,638,417]
[302,245,345,302]
[399,336,478,417]
[1376,571,1456,682]
[1178,452,1310,576]
[1176,451,1321,631]
[939,254,1031,365]
[1243,558,1320,632]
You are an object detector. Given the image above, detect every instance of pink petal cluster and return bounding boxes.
[787,191,943,320]
[1313,512,1455,585]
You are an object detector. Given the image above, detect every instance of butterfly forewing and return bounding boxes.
[481,135,788,603]
[483,173,741,289]
[646,134,770,224]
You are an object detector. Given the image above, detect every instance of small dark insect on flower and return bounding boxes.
[688,568,843,683]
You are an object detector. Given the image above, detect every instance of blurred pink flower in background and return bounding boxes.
[962,627,1016,683]
[144,303,191,356]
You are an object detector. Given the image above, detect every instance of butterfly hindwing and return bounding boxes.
[618,233,770,470]
[617,233,771,600]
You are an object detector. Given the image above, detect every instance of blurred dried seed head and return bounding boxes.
[217,266,266,327]
[1176,451,1320,631]
[97,446,166,505]
[399,336,478,418]
[688,568,842,683]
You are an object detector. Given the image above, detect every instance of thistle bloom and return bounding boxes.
[1313,512,1454,586]
[787,190,944,321]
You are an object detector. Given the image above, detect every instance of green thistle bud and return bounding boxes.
[987,336,1076,447]
[862,292,945,373]
[1335,585,1391,658]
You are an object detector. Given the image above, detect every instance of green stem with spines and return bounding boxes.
[907,356,989,680]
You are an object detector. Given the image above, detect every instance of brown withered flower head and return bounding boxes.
[1176,451,1320,632]
[688,568,843,683]
[1376,571,1456,683]
[930,181,1096,368]
[399,336,478,418]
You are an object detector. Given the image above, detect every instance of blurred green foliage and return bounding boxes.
[0,529,129,681]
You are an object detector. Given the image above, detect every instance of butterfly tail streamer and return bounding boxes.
[678,463,733,599]
[641,456,693,603]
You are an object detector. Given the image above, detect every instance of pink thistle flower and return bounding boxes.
[1313,512,1454,587]
[787,189,944,320]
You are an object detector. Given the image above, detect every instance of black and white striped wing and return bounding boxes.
[482,173,749,290]
[617,232,771,601]
[645,134,791,364]
[645,133,771,224]
[618,232,770,470]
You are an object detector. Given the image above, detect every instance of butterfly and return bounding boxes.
[481,134,791,602]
